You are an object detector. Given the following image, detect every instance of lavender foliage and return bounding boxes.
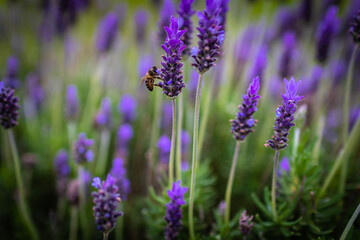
[96,12,119,54]
[0,87,20,129]
[110,158,130,201]
[178,0,195,56]
[73,133,94,164]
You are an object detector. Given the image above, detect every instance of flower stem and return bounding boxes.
[96,129,111,177]
[8,130,39,240]
[69,206,78,240]
[271,150,280,221]
[339,44,359,195]
[224,141,241,225]
[175,93,183,182]
[340,202,360,240]
[169,98,177,188]
[189,72,204,240]
[103,232,109,240]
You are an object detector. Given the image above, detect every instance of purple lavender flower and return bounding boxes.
[218,200,226,216]
[96,12,119,54]
[94,97,113,130]
[0,87,20,129]
[300,65,323,95]
[265,77,304,150]
[231,77,260,141]
[91,175,123,234]
[178,0,195,56]
[239,210,254,237]
[158,0,176,44]
[275,7,298,36]
[138,54,154,77]
[299,0,312,23]
[26,73,45,112]
[118,94,137,123]
[248,44,267,81]
[54,149,70,178]
[192,0,225,73]
[158,135,171,164]
[219,0,230,32]
[316,6,339,63]
[67,169,91,205]
[158,16,187,98]
[279,31,297,78]
[277,156,290,177]
[110,158,130,201]
[331,60,346,85]
[349,107,360,131]
[134,8,149,44]
[73,133,94,164]
[164,180,188,240]
[65,85,79,121]
[162,102,173,131]
[3,56,20,89]
[116,124,134,157]
[181,130,191,171]
[349,10,360,43]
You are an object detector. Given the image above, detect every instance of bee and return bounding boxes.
[140,66,162,92]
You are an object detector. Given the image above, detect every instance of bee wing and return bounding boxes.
[139,76,147,86]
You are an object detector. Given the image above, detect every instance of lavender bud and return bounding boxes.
[110,158,130,201]
[0,87,20,129]
[118,94,137,123]
[178,0,195,56]
[73,133,94,164]
[192,0,225,73]
[158,135,171,164]
[239,210,254,237]
[94,97,113,130]
[279,31,297,78]
[96,12,119,54]
[134,8,149,44]
[3,55,20,89]
[158,0,176,44]
[65,85,80,121]
[91,175,123,234]
[349,10,360,43]
[164,180,187,240]
[231,77,261,141]
[265,77,304,150]
[116,124,133,158]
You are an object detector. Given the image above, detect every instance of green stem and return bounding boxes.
[189,72,204,240]
[96,129,111,177]
[103,232,109,240]
[69,206,78,240]
[312,115,325,165]
[175,93,183,182]
[224,141,241,225]
[271,150,280,221]
[78,166,89,240]
[8,130,39,240]
[340,202,360,240]
[339,44,359,195]
[168,99,176,187]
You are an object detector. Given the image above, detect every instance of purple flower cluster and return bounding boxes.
[73,133,94,164]
[350,10,360,43]
[315,6,339,63]
[248,44,267,81]
[118,94,137,123]
[0,87,20,129]
[3,56,20,89]
[110,158,130,201]
[239,210,254,237]
[116,124,134,158]
[164,180,187,240]
[265,77,303,150]
[192,0,225,73]
[96,12,119,54]
[158,0,176,44]
[91,175,123,234]
[158,16,187,98]
[65,85,80,121]
[94,97,112,130]
[279,31,297,78]
[231,77,260,141]
[178,0,195,56]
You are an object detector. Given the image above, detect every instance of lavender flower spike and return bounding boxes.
[134,8,149,44]
[178,0,195,56]
[118,94,137,123]
[350,10,360,43]
[3,55,20,89]
[94,97,113,130]
[158,16,187,98]
[91,175,123,235]
[66,85,80,121]
[231,76,260,141]
[192,0,225,73]
[0,87,20,129]
[265,77,303,150]
[164,180,188,240]
[116,124,134,158]
[73,133,94,164]
[96,12,119,54]
[279,31,297,78]
[110,157,130,201]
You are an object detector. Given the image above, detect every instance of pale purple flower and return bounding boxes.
[94,97,113,130]
[65,85,79,121]
[119,94,137,123]
[96,12,119,53]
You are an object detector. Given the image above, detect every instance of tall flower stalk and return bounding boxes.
[189,0,224,238]
[225,77,260,225]
[265,77,303,220]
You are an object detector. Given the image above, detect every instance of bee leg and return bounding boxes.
[154,83,162,88]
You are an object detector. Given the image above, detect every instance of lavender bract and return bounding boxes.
[0,87,20,129]
[73,133,94,164]
[158,16,187,98]
[118,94,137,123]
[3,56,20,89]
[265,77,304,150]
[94,97,112,130]
[349,10,360,43]
[231,76,260,141]
[96,12,119,54]
[158,0,176,43]
[164,180,188,240]
[65,85,79,121]
[192,0,225,73]
[110,158,130,201]
[178,0,195,56]
[91,175,123,234]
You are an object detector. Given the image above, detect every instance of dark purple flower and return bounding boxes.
[67,169,91,205]
[158,135,171,164]
[266,77,304,150]
[164,180,187,240]
[239,210,254,237]
[96,12,119,53]
[219,0,230,32]
[192,0,225,73]
[158,0,176,44]
[65,85,79,121]
[178,0,195,56]
[110,158,130,201]
[349,10,360,43]
[54,149,70,178]
[94,97,112,130]
[134,8,149,44]
[3,56,20,89]
[91,175,123,234]
[26,73,45,112]
[316,6,339,63]
[116,124,133,158]
[248,44,267,81]
[231,77,260,141]
[0,87,20,129]
[279,31,297,78]
[73,133,94,164]
[158,16,187,98]
[118,94,137,123]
